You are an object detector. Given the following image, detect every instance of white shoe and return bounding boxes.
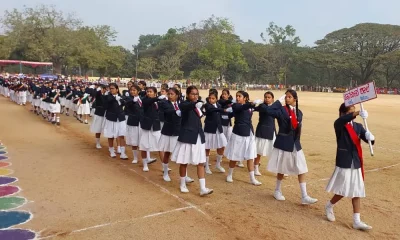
[200,188,213,196]
[274,191,285,201]
[120,153,128,160]
[185,176,194,183]
[163,175,171,182]
[251,179,262,186]
[205,167,213,175]
[215,166,226,173]
[237,162,245,168]
[325,204,336,222]
[226,175,233,183]
[180,186,189,193]
[284,174,289,178]
[132,159,138,164]
[143,166,149,172]
[110,152,116,158]
[353,221,372,231]
[302,196,318,205]
[147,158,156,165]
[116,148,121,154]
[254,169,262,176]
[96,144,102,149]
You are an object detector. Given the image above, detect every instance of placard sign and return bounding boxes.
[343,82,377,107]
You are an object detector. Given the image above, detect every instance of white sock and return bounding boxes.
[275,179,282,192]
[206,156,210,168]
[132,150,138,160]
[180,177,186,188]
[216,155,223,167]
[143,158,148,168]
[327,201,334,208]
[109,147,114,153]
[199,178,206,191]
[52,116,56,122]
[353,213,361,224]
[96,138,100,145]
[120,146,126,154]
[56,117,60,123]
[146,151,151,160]
[162,163,169,176]
[300,182,308,198]
[185,169,189,178]
[117,146,121,152]
[255,165,259,172]
[249,171,256,182]
[228,168,234,177]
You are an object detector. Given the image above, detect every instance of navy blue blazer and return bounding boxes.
[140,97,161,131]
[218,99,234,127]
[158,99,168,122]
[49,90,60,104]
[203,103,224,134]
[103,94,126,122]
[161,101,181,136]
[334,113,375,169]
[177,101,205,144]
[125,96,143,127]
[254,104,276,140]
[94,91,106,117]
[72,90,82,104]
[266,100,302,152]
[139,90,146,99]
[232,103,254,137]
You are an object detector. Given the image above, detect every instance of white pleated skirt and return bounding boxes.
[126,125,140,146]
[325,166,365,198]
[34,98,41,107]
[139,128,161,152]
[49,102,61,113]
[90,115,105,134]
[225,132,256,161]
[78,102,90,115]
[255,134,276,157]
[267,147,308,175]
[60,97,66,106]
[103,119,127,138]
[160,121,164,130]
[171,135,206,165]
[66,100,73,109]
[159,134,178,153]
[222,126,232,141]
[205,132,227,150]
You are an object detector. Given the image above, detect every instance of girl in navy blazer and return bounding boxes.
[102,83,128,160]
[159,88,182,182]
[219,89,234,142]
[224,91,262,186]
[253,91,276,176]
[90,85,107,149]
[325,103,375,230]
[139,86,163,172]
[158,87,168,131]
[125,84,143,164]
[171,86,213,196]
[203,91,228,174]
[266,89,317,205]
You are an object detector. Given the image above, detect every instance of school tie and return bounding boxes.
[174,102,179,111]
[154,102,158,110]
[137,98,142,107]
[194,107,202,117]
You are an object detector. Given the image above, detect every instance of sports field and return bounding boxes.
[0,90,399,240]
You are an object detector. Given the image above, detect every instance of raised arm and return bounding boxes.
[179,101,196,112]
[232,102,252,113]
[334,112,358,132]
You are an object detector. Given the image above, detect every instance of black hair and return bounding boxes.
[146,86,157,95]
[285,89,298,117]
[208,92,218,99]
[220,88,233,101]
[138,80,146,87]
[168,87,180,96]
[129,84,141,92]
[209,88,218,95]
[174,84,181,90]
[264,91,274,99]
[109,83,120,95]
[339,103,353,117]
[161,83,168,89]
[237,90,250,103]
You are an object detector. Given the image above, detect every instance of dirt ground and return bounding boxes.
[0,90,399,240]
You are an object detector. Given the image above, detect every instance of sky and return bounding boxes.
[1,0,399,49]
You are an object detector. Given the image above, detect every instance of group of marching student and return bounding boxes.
[0,77,377,230]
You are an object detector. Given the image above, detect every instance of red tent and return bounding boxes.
[0,60,53,68]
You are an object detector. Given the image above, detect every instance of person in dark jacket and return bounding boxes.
[253,91,276,176]
[171,86,213,196]
[218,88,234,142]
[102,83,128,160]
[266,89,317,205]
[125,84,143,164]
[90,85,107,149]
[159,88,182,182]
[325,103,375,230]
[225,91,262,186]
[203,91,228,174]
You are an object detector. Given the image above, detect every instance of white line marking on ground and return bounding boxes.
[37,206,195,239]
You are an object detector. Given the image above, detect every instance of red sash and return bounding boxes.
[345,123,364,180]
[284,106,298,129]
